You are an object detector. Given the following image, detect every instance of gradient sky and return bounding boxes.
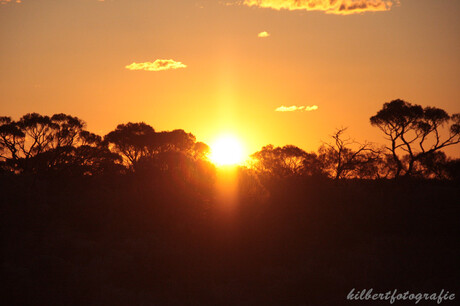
[1,0,459,157]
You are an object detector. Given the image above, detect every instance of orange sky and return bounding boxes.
[1,0,459,157]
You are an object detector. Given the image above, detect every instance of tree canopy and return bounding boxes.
[1,101,460,180]
[370,99,460,177]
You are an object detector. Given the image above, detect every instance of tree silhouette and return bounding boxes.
[155,129,196,153]
[355,152,396,179]
[318,128,380,179]
[251,145,319,177]
[47,129,123,175]
[104,122,156,169]
[48,113,85,148]
[193,141,210,160]
[0,116,25,169]
[15,113,56,171]
[0,113,122,174]
[2,110,459,180]
[413,151,449,179]
[104,123,212,175]
[370,99,460,177]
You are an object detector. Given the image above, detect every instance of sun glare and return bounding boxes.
[209,135,245,166]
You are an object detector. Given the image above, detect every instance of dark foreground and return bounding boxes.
[2,173,459,305]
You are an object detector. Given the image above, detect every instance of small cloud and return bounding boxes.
[125,59,187,72]
[276,106,302,112]
[276,105,318,112]
[304,105,319,111]
[235,0,400,15]
[258,31,270,38]
[1,0,22,4]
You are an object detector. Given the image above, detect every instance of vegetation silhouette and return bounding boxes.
[1,99,459,305]
[370,99,460,178]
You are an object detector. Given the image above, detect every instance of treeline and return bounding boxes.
[1,99,459,180]
[2,100,460,305]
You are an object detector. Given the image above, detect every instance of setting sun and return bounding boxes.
[209,135,245,166]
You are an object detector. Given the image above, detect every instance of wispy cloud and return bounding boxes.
[1,0,107,4]
[1,0,22,4]
[258,31,270,38]
[276,105,319,112]
[237,0,399,15]
[125,59,187,72]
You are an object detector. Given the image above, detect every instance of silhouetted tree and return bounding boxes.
[301,151,325,177]
[318,128,380,179]
[409,151,459,180]
[12,113,56,171]
[49,113,85,148]
[45,129,123,175]
[444,158,460,181]
[193,142,210,160]
[370,99,460,177]
[251,145,318,177]
[155,129,196,153]
[105,123,211,172]
[355,152,396,179]
[41,114,87,171]
[104,122,156,168]
[1,113,122,174]
[0,116,25,170]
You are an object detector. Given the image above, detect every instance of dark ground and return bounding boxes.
[2,173,459,305]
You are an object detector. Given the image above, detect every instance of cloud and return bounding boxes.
[304,105,319,111]
[125,59,187,72]
[238,0,399,15]
[1,0,22,4]
[276,105,319,112]
[1,0,104,4]
[258,31,270,38]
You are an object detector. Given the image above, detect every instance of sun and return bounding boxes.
[209,135,245,166]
